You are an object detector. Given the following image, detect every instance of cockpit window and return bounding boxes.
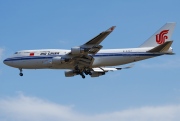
[14,52,18,54]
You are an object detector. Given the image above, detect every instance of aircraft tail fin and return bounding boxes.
[139,23,176,48]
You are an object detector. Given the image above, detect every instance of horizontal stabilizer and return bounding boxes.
[147,41,173,53]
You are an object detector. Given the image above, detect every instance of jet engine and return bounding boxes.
[71,47,88,54]
[90,72,105,77]
[65,70,77,77]
[52,57,66,64]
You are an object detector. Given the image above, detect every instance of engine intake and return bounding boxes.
[71,47,88,54]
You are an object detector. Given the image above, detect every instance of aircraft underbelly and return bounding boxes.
[12,59,74,69]
[12,59,48,69]
[92,56,153,67]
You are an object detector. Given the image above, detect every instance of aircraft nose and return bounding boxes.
[3,59,8,65]
[3,58,12,66]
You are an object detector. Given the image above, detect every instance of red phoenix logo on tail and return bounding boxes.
[156,30,169,44]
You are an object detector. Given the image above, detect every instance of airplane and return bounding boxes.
[3,22,176,78]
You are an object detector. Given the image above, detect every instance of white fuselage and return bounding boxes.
[4,47,170,69]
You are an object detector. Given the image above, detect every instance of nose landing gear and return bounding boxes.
[19,68,23,76]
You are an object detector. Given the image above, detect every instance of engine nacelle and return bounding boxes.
[71,47,85,55]
[52,56,66,64]
[65,70,77,77]
[90,72,105,77]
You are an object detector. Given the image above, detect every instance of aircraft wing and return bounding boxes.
[87,64,134,77]
[71,26,116,55]
[82,26,115,54]
[62,26,116,68]
[92,67,121,72]
[65,64,134,78]
[92,64,134,72]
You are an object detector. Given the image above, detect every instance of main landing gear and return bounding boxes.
[74,66,92,79]
[19,68,23,76]
[84,69,92,75]
[80,72,85,79]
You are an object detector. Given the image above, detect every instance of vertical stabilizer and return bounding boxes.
[140,23,176,48]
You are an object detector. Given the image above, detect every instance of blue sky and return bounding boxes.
[0,0,180,121]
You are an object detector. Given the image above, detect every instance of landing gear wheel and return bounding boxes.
[19,73,23,76]
[82,75,85,79]
[84,71,88,75]
[84,69,92,75]
[80,72,85,79]
[19,68,23,76]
